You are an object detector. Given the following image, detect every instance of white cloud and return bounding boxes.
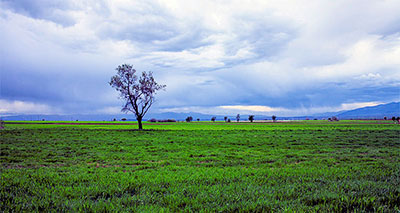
[0,99,61,115]
[340,102,384,111]
[220,105,286,113]
[358,73,382,80]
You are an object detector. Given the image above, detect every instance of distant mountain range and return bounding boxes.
[336,102,399,119]
[1,102,399,121]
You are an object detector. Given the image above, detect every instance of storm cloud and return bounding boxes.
[1,0,399,116]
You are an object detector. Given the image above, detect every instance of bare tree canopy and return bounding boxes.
[109,64,166,130]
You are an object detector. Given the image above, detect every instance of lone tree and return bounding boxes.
[211,117,216,122]
[272,115,277,122]
[236,114,240,122]
[109,64,166,130]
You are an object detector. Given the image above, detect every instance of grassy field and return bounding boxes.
[1,120,399,212]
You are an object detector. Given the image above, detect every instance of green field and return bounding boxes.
[1,121,399,212]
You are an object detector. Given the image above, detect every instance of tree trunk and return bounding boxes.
[137,116,143,130]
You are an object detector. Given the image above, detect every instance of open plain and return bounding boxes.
[1,120,399,211]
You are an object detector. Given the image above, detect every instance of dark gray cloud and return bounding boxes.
[0,0,76,26]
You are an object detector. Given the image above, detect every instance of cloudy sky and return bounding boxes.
[1,0,399,117]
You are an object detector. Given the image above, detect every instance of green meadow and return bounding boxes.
[1,121,399,212]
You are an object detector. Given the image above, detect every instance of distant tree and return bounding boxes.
[156,119,165,122]
[211,117,216,122]
[397,117,400,124]
[331,116,339,121]
[149,118,157,122]
[109,64,166,130]
[121,118,127,121]
[224,116,228,122]
[186,116,193,122]
[392,116,396,122]
[272,115,277,122]
[248,115,254,122]
[227,118,231,122]
[384,116,387,120]
[157,119,176,122]
[113,118,117,121]
[236,114,240,122]
[197,118,200,121]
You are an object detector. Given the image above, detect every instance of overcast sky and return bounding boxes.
[1,0,399,117]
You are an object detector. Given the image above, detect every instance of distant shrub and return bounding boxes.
[384,116,387,120]
[331,116,339,121]
[157,119,176,122]
[392,117,396,122]
[197,118,200,121]
[149,118,157,122]
[113,118,117,121]
[186,116,193,122]
[397,117,400,124]
[248,115,254,122]
[121,118,127,121]
[211,117,216,122]
[227,119,231,122]
[0,119,4,129]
